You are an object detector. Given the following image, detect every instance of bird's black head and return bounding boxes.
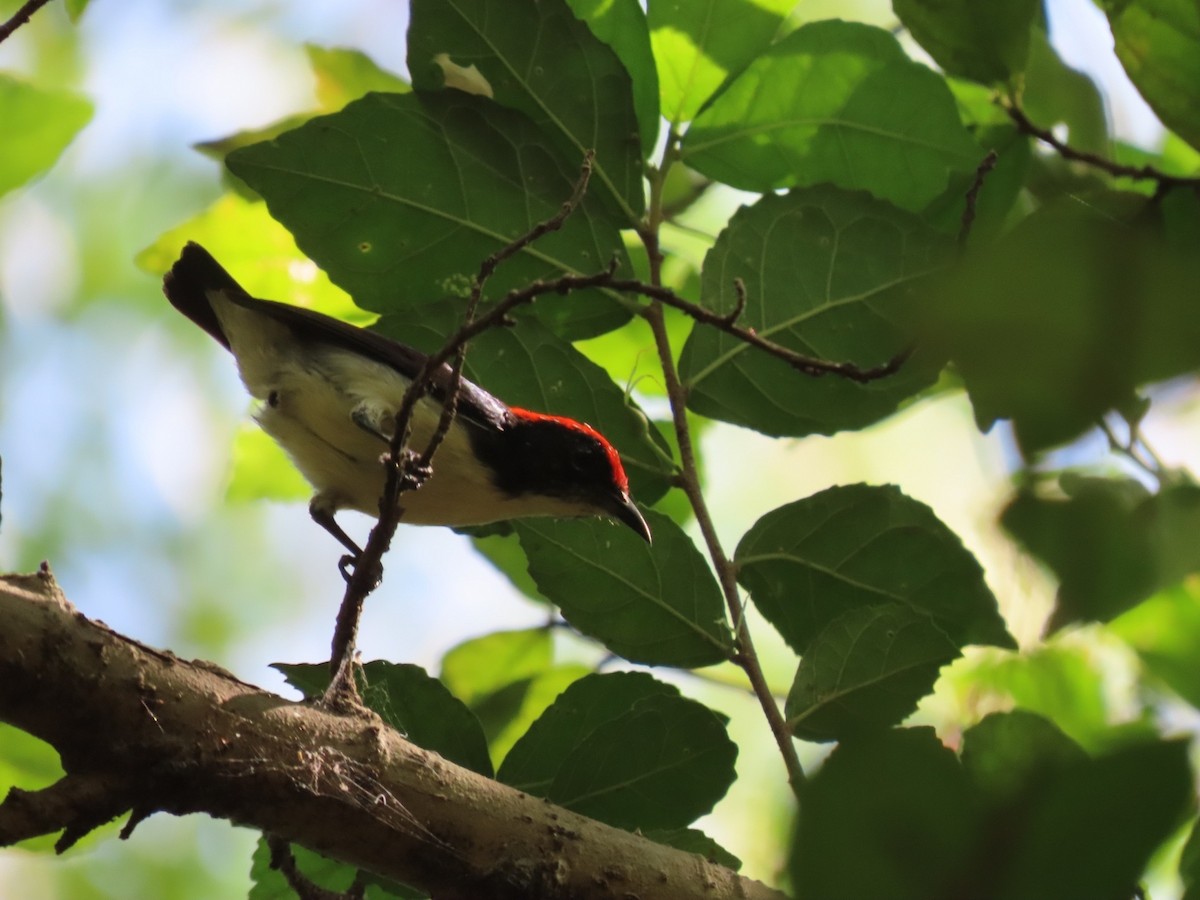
[483,409,651,542]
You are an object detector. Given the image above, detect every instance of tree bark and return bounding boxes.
[0,568,786,900]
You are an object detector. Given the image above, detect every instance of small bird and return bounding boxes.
[162,243,651,553]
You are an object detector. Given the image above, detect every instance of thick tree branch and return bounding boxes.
[0,569,784,900]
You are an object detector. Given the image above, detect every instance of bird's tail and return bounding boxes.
[162,242,249,350]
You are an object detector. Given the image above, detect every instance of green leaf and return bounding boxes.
[894,0,1039,84]
[377,302,672,503]
[274,661,493,776]
[498,672,737,831]
[227,91,631,340]
[64,0,89,22]
[1112,583,1200,709]
[923,193,1200,455]
[225,424,310,504]
[790,728,979,900]
[992,738,1193,900]
[305,44,410,110]
[1101,0,1200,152]
[469,531,547,602]
[517,509,734,667]
[499,671,676,792]
[1003,480,1200,631]
[681,21,981,211]
[483,664,592,763]
[249,838,421,899]
[1182,816,1200,900]
[1022,29,1108,155]
[959,710,1088,805]
[0,75,93,198]
[785,604,961,742]
[137,192,373,326]
[678,187,951,437]
[565,0,660,157]
[736,484,1013,654]
[440,628,552,705]
[643,828,742,871]
[648,0,797,126]
[407,0,644,220]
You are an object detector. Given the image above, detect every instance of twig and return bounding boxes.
[610,278,911,383]
[1004,102,1200,190]
[0,0,54,44]
[323,155,597,704]
[959,150,999,246]
[639,145,806,795]
[267,835,365,900]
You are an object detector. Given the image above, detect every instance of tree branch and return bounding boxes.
[0,569,784,900]
[0,0,55,44]
[1004,101,1200,190]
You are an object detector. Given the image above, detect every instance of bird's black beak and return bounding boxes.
[609,491,652,543]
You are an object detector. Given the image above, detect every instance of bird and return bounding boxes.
[162,242,651,555]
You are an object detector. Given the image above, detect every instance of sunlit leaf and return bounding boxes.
[736,484,1013,653]
[517,510,733,667]
[305,44,409,110]
[960,710,1088,804]
[678,187,951,437]
[440,628,552,705]
[1112,583,1200,709]
[1101,0,1200,152]
[649,0,796,125]
[682,21,981,211]
[0,75,92,198]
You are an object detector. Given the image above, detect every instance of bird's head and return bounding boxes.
[488,409,651,542]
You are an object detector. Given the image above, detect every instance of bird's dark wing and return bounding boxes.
[163,242,513,428]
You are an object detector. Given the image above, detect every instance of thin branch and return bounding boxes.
[1004,102,1200,190]
[0,0,54,44]
[639,138,806,794]
[324,155,597,702]
[959,150,999,246]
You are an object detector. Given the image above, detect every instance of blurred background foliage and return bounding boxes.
[2,0,1200,897]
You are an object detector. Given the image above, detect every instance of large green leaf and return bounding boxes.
[790,728,979,900]
[227,91,631,340]
[516,509,733,667]
[678,187,951,437]
[1112,583,1200,709]
[566,0,660,157]
[893,0,1039,85]
[1101,0,1200,151]
[923,193,1200,455]
[959,710,1088,806]
[439,628,552,705]
[275,661,493,777]
[407,0,644,220]
[498,672,737,831]
[991,738,1193,899]
[648,0,796,126]
[378,301,673,504]
[681,20,981,211]
[1003,478,1200,632]
[0,75,93,198]
[736,484,1014,653]
[785,604,960,742]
